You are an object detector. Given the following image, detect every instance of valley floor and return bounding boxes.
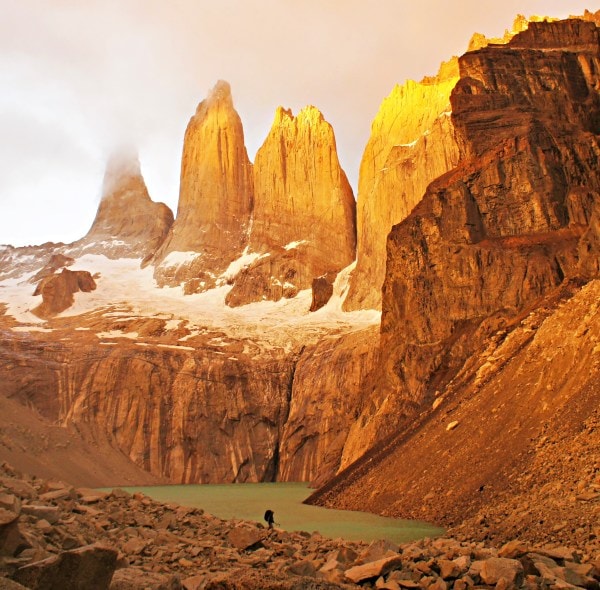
[1,464,599,589]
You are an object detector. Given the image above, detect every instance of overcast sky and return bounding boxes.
[1,0,596,247]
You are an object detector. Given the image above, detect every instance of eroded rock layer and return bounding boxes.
[340,17,600,453]
[278,326,379,484]
[152,81,254,292]
[226,106,356,306]
[0,314,377,485]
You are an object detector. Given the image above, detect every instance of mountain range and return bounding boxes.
[0,10,599,557]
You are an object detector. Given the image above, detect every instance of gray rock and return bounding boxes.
[21,504,61,524]
[0,479,36,500]
[0,496,21,515]
[226,526,265,551]
[109,567,182,589]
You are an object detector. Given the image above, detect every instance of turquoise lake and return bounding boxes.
[119,482,443,544]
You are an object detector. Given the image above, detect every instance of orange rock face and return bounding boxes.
[344,18,600,453]
[225,106,356,306]
[80,150,173,260]
[152,81,254,291]
[344,61,460,311]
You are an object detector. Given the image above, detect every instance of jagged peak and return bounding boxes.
[101,147,144,199]
[195,80,234,117]
[467,13,566,52]
[272,105,326,128]
[297,105,325,125]
[273,106,294,124]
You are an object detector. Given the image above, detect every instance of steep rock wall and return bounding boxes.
[277,326,379,483]
[0,332,293,483]
[152,81,254,293]
[344,61,460,311]
[226,106,356,307]
[341,18,600,460]
[0,323,379,485]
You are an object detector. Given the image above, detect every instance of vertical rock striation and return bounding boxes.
[344,60,461,311]
[225,106,356,306]
[277,326,379,483]
[152,81,254,293]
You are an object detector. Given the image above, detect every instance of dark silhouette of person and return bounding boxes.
[264,509,275,529]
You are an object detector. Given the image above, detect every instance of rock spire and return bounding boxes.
[152,80,254,293]
[343,60,460,311]
[81,148,173,260]
[225,105,356,306]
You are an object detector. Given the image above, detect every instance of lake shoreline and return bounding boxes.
[111,482,443,545]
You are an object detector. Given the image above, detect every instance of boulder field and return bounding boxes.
[1,465,599,589]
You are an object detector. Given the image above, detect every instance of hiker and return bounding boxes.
[264,509,275,529]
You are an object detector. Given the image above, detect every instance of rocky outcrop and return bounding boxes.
[225,106,356,307]
[32,268,96,318]
[0,317,377,485]
[310,280,600,553]
[309,273,336,312]
[339,17,600,454]
[278,327,379,484]
[344,60,460,311]
[0,335,293,483]
[29,254,75,284]
[467,13,531,51]
[77,150,173,260]
[152,81,254,293]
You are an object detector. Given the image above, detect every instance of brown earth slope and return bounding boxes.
[310,280,600,555]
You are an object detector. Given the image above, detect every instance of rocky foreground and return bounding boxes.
[0,465,599,589]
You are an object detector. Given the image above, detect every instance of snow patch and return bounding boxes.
[11,326,53,333]
[283,240,307,250]
[96,330,139,340]
[0,253,380,350]
[164,319,181,331]
[161,251,200,267]
[219,247,267,282]
[156,343,195,351]
[396,138,418,148]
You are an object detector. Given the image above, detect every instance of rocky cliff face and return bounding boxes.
[225,106,356,306]
[0,295,377,484]
[278,326,379,484]
[0,324,293,483]
[77,150,173,260]
[152,81,254,293]
[323,17,600,491]
[344,60,460,311]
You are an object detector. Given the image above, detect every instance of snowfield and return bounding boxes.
[0,254,380,349]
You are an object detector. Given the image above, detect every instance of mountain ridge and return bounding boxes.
[0,13,598,568]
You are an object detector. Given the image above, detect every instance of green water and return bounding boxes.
[118,482,443,544]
